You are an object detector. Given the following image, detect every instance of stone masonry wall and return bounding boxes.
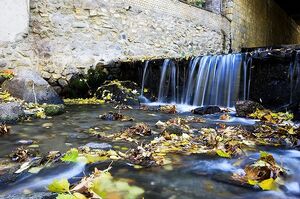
[225,0,300,50]
[0,0,230,93]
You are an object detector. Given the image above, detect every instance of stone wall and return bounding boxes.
[0,0,30,42]
[0,0,230,93]
[225,0,300,50]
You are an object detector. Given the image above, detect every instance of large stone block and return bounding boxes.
[2,68,63,104]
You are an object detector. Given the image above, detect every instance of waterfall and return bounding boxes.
[140,60,149,97]
[157,59,177,102]
[141,53,250,107]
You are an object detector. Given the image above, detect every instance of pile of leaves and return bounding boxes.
[159,105,177,114]
[106,123,152,143]
[99,112,134,121]
[63,98,105,105]
[253,124,299,147]
[60,148,124,164]
[232,151,285,190]
[0,124,10,136]
[48,168,144,199]
[0,91,16,103]
[10,146,39,163]
[0,69,14,79]
[249,109,293,124]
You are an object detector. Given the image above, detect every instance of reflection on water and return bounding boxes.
[0,105,299,199]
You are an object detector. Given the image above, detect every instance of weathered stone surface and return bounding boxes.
[0,102,25,123]
[2,68,63,104]
[235,100,264,117]
[191,106,221,115]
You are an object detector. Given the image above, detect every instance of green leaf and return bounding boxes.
[259,151,269,158]
[216,149,231,158]
[258,178,277,190]
[48,178,70,193]
[57,193,87,199]
[61,148,79,162]
[57,194,75,199]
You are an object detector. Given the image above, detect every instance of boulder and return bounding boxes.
[235,100,264,117]
[1,68,63,104]
[44,104,65,116]
[191,106,221,115]
[0,102,25,123]
[96,80,140,105]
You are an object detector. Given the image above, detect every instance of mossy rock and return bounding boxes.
[95,80,140,105]
[44,104,65,116]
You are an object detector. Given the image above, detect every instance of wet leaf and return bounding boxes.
[258,178,277,190]
[48,178,70,193]
[57,194,76,199]
[28,166,42,174]
[216,149,231,158]
[64,98,105,105]
[219,114,230,121]
[61,148,79,162]
[0,124,11,136]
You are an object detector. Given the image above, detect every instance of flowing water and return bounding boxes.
[141,54,250,107]
[0,105,300,199]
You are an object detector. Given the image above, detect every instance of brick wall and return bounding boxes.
[228,0,300,50]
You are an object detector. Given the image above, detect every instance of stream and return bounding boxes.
[0,104,300,199]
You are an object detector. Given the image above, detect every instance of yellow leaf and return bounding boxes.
[248,179,258,185]
[48,178,70,193]
[216,149,231,158]
[258,178,277,190]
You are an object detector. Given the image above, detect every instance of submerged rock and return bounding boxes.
[83,142,112,150]
[44,104,65,116]
[191,106,221,115]
[0,102,25,123]
[1,68,63,104]
[235,100,264,117]
[16,140,34,145]
[1,192,55,199]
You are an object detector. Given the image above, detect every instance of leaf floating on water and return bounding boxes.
[249,109,293,124]
[61,148,79,162]
[216,149,231,158]
[48,178,70,193]
[219,114,231,121]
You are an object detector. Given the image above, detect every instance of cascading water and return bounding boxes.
[184,54,247,107]
[141,53,250,108]
[139,60,150,103]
